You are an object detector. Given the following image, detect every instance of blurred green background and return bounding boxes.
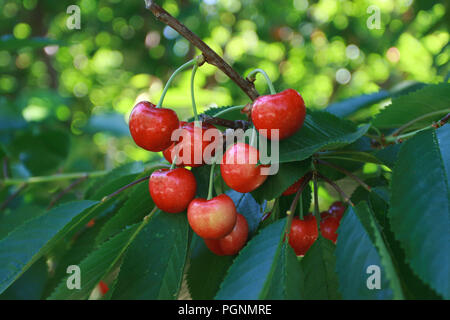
[0,0,448,207]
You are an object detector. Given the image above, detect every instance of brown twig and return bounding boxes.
[316,159,371,192]
[145,1,259,101]
[200,114,251,130]
[47,175,88,210]
[0,183,28,211]
[316,172,354,207]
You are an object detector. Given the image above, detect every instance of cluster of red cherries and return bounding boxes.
[128,88,307,256]
[288,200,346,256]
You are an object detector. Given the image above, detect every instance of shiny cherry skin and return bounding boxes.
[328,201,346,220]
[149,168,197,213]
[204,213,249,256]
[282,176,306,196]
[187,194,237,239]
[129,101,179,152]
[251,89,306,140]
[220,142,268,193]
[320,215,340,243]
[163,122,219,167]
[288,214,318,256]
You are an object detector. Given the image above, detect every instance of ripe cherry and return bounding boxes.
[251,89,306,140]
[187,194,237,239]
[328,201,346,220]
[149,168,197,213]
[220,142,268,193]
[282,176,306,196]
[129,101,179,152]
[163,122,219,167]
[204,213,249,256]
[320,215,340,243]
[288,214,318,256]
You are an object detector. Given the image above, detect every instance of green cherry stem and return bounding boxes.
[170,155,178,170]
[156,58,196,108]
[212,105,246,118]
[207,161,216,200]
[191,62,200,126]
[247,68,276,95]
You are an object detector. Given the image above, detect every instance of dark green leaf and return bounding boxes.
[278,111,370,163]
[48,223,140,299]
[225,190,265,236]
[335,204,394,299]
[372,83,450,130]
[0,200,98,294]
[215,219,286,299]
[326,90,390,118]
[301,237,341,299]
[251,159,311,202]
[112,211,189,299]
[186,235,234,300]
[388,127,449,298]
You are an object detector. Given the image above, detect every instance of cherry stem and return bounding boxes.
[316,172,355,207]
[170,155,177,170]
[101,175,151,203]
[247,68,276,95]
[190,63,201,125]
[212,105,246,118]
[156,58,196,109]
[200,115,251,130]
[391,109,450,136]
[249,126,257,149]
[207,161,216,200]
[285,172,312,236]
[312,171,321,231]
[316,159,371,192]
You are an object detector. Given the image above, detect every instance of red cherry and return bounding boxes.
[329,201,346,220]
[288,214,318,256]
[129,101,179,152]
[251,89,306,140]
[204,213,249,256]
[320,215,340,243]
[282,176,306,196]
[149,168,197,213]
[320,211,331,219]
[220,142,268,193]
[163,122,219,167]
[187,194,237,239]
[98,281,109,295]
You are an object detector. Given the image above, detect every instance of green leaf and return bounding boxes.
[215,219,287,299]
[95,179,154,246]
[0,35,62,50]
[48,223,140,299]
[0,200,98,294]
[278,111,370,163]
[225,190,265,236]
[373,144,401,168]
[0,258,47,300]
[325,81,424,118]
[301,237,341,299]
[335,204,394,299]
[85,161,144,199]
[0,205,45,241]
[191,165,212,199]
[251,159,311,202]
[112,211,189,299]
[372,83,450,130]
[320,151,384,165]
[388,127,450,298]
[326,90,390,118]
[186,235,234,300]
[264,242,304,299]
